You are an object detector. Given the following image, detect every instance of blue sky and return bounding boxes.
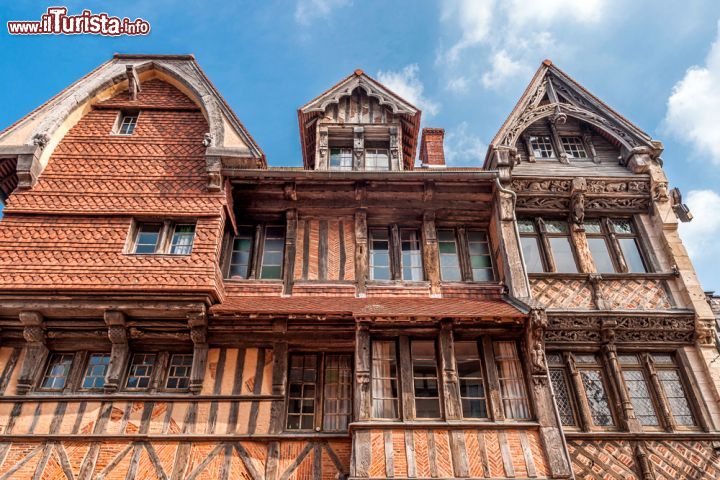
[1,1,720,290]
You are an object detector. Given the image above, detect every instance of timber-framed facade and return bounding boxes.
[0,55,718,479]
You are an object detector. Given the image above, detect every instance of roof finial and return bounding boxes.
[354,69,364,76]
[542,59,553,66]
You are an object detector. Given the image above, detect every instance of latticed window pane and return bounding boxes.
[260,226,285,279]
[467,231,494,281]
[229,227,254,279]
[287,354,318,430]
[657,369,695,426]
[126,354,156,390]
[166,354,193,390]
[41,354,74,390]
[370,228,391,280]
[371,341,400,419]
[411,341,441,419]
[517,220,536,233]
[118,113,138,135]
[365,148,390,171]
[170,224,196,255]
[520,236,544,273]
[580,369,615,426]
[550,369,576,426]
[82,353,110,390]
[329,148,353,171]
[134,223,162,254]
[622,370,659,426]
[455,341,488,418]
[545,220,569,234]
[560,137,588,159]
[610,219,634,235]
[493,341,530,419]
[401,229,423,281]
[438,229,461,281]
[529,136,555,158]
[323,355,353,431]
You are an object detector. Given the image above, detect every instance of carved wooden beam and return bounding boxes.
[438,320,462,421]
[16,311,48,395]
[104,310,128,393]
[422,211,441,296]
[354,209,368,296]
[283,209,297,295]
[188,311,208,395]
[354,321,371,422]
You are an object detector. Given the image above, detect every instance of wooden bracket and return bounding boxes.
[188,311,208,394]
[104,310,128,393]
[16,311,48,395]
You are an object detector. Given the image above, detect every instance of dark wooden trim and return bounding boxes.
[482,336,504,421]
[399,336,415,421]
[339,220,346,280]
[318,219,328,281]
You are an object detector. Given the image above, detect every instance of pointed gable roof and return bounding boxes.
[298,69,421,169]
[487,59,657,166]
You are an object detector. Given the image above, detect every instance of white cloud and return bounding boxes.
[439,0,609,90]
[664,21,720,164]
[444,122,487,166]
[377,64,440,116]
[446,76,470,93]
[679,190,720,271]
[295,0,350,25]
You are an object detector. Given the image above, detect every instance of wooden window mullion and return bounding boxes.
[642,354,676,432]
[456,227,473,282]
[64,351,88,393]
[602,218,627,273]
[390,225,402,280]
[398,336,415,421]
[481,336,504,421]
[250,225,264,279]
[315,353,325,431]
[535,218,556,272]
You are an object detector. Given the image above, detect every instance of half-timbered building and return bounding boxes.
[0,54,718,479]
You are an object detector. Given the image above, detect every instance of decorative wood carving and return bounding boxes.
[527,308,549,375]
[188,311,208,394]
[104,310,128,393]
[545,314,695,344]
[16,311,48,395]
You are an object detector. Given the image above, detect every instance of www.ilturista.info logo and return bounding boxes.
[7,7,151,36]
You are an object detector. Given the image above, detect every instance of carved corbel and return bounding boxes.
[490,147,517,184]
[423,180,435,202]
[203,132,214,147]
[354,321,372,421]
[389,126,400,170]
[125,64,141,101]
[104,310,128,393]
[634,444,655,480]
[188,311,208,394]
[354,209,368,296]
[16,144,43,189]
[205,155,223,192]
[588,273,607,310]
[318,126,328,170]
[354,181,367,202]
[527,308,549,375]
[625,147,652,174]
[569,177,586,229]
[695,320,716,346]
[582,130,599,163]
[283,182,297,201]
[353,127,364,170]
[652,181,669,203]
[16,312,48,395]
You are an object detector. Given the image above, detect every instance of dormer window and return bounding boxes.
[529,135,555,159]
[115,111,138,135]
[329,148,353,171]
[561,136,588,159]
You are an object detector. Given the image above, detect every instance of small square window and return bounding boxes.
[40,354,74,391]
[134,223,162,254]
[366,149,390,171]
[329,148,353,171]
[81,353,110,390]
[529,136,555,159]
[561,137,588,159]
[166,354,193,390]
[126,353,156,390]
[117,113,138,135]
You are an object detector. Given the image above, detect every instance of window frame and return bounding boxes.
[129,220,197,256]
[285,351,353,432]
[528,135,556,160]
[223,224,286,281]
[559,136,589,160]
[519,218,579,274]
[113,111,139,136]
[329,147,354,171]
[367,225,425,283]
[436,226,495,283]
[79,352,112,392]
[38,353,76,392]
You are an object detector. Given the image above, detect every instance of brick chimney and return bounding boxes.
[419,128,445,168]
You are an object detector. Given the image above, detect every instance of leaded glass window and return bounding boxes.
[622,369,659,426]
[579,369,614,426]
[166,354,193,390]
[656,364,695,426]
[81,353,110,390]
[550,368,576,426]
[40,354,74,391]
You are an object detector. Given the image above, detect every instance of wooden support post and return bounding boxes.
[399,336,415,420]
[353,127,364,170]
[269,341,288,434]
[642,354,676,432]
[283,208,297,295]
[602,321,641,432]
[481,336,504,422]
[16,311,48,395]
[565,353,593,432]
[422,211,441,296]
[188,311,208,395]
[104,310,129,393]
[438,320,462,421]
[493,187,532,298]
[355,209,368,297]
[354,321,371,421]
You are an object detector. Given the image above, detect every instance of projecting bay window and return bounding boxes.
[584,218,649,273]
[369,226,424,282]
[286,353,353,432]
[370,337,528,421]
[518,219,578,273]
[225,225,286,280]
[437,227,495,282]
[130,220,196,255]
[547,351,699,432]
